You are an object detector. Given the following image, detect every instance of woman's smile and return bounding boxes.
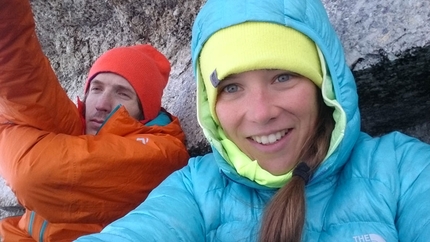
[250,129,288,145]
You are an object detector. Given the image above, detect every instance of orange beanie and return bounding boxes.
[85,44,170,124]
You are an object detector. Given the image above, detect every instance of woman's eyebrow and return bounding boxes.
[223,73,240,81]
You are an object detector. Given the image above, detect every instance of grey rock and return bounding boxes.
[0,176,24,219]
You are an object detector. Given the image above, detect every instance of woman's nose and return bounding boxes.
[246,89,278,124]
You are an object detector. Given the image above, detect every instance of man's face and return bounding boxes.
[85,72,142,135]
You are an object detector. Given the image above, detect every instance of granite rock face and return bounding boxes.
[1,0,429,220]
[325,0,430,142]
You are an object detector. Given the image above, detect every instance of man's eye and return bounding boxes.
[277,74,291,82]
[222,84,239,93]
[119,92,130,98]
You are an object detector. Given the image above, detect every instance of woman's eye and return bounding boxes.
[222,84,239,93]
[277,74,291,82]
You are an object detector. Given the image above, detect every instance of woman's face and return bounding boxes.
[215,69,319,175]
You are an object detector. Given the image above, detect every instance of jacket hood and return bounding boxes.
[191,0,360,187]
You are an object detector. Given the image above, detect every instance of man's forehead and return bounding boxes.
[90,73,135,91]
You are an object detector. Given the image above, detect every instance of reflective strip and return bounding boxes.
[28,211,35,236]
[39,220,48,242]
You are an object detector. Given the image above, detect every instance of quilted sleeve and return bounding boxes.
[0,0,82,135]
[394,132,430,241]
[74,159,205,242]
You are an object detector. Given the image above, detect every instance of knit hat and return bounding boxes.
[199,22,322,123]
[85,44,170,124]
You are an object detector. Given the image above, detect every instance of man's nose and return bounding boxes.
[95,92,113,113]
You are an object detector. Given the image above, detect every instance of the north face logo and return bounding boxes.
[353,234,386,242]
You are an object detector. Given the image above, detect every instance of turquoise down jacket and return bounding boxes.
[76,0,430,241]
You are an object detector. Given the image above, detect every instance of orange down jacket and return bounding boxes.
[0,0,190,241]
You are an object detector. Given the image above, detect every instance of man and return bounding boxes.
[0,0,189,241]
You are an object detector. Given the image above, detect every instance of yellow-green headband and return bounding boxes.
[199,21,322,122]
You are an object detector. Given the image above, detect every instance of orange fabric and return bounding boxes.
[0,216,34,242]
[1,212,103,242]
[0,0,189,241]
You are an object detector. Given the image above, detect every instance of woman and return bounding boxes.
[76,0,430,241]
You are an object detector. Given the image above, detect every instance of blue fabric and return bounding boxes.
[76,0,430,241]
[97,107,171,135]
[145,111,171,126]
